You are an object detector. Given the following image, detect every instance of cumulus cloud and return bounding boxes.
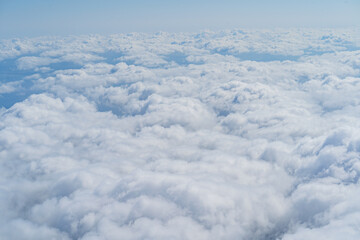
[1,29,360,239]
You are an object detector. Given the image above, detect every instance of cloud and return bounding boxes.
[0,81,21,94]
[16,56,59,70]
[1,29,360,239]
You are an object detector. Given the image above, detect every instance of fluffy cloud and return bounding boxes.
[1,29,360,239]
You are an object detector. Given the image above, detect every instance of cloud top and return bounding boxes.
[1,29,360,239]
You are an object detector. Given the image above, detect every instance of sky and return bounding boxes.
[0,0,360,38]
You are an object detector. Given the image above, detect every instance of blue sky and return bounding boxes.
[0,0,360,38]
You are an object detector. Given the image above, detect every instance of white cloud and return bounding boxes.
[0,81,21,94]
[16,56,59,70]
[1,29,360,239]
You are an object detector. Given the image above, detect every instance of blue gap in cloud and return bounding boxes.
[163,51,189,66]
[0,57,37,82]
[0,57,38,108]
[163,51,205,66]
[0,55,84,108]
[344,45,360,51]
[212,49,300,62]
[97,51,126,65]
[98,50,155,67]
[99,50,197,68]
[0,91,40,109]
[304,43,360,56]
[214,44,360,63]
[48,61,82,71]
[297,75,310,84]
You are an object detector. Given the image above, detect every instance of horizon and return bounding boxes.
[1,0,360,38]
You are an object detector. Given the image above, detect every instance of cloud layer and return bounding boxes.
[1,29,360,239]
